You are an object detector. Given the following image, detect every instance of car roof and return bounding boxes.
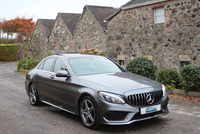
[54,53,104,59]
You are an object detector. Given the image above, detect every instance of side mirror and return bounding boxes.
[56,70,70,77]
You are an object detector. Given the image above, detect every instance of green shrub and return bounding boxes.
[0,44,18,61]
[180,65,200,92]
[156,68,180,90]
[24,57,34,70]
[17,59,26,72]
[126,57,157,80]
[17,57,41,71]
[31,59,41,69]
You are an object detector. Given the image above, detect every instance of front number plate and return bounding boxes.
[140,104,161,115]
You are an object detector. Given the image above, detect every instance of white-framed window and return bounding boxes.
[154,7,165,23]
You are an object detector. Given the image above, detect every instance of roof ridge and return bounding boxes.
[86,5,116,9]
[38,18,55,21]
[58,13,81,15]
[121,0,154,7]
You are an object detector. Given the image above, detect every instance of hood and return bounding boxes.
[77,72,161,95]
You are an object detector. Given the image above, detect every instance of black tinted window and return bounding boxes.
[43,58,55,72]
[54,58,67,73]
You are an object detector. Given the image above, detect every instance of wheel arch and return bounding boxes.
[28,82,34,94]
[78,92,101,129]
[28,82,40,101]
[77,92,98,116]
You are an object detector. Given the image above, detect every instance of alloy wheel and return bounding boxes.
[80,99,95,126]
[29,84,39,106]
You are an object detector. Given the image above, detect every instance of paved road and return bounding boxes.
[0,62,200,134]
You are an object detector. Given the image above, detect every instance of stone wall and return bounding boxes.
[30,22,48,59]
[48,15,74,55]
[107,0,200,71]
[73,9,107,52]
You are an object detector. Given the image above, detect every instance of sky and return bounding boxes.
[0,0,129,22]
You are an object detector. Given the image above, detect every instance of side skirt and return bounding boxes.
[41,100,77,115]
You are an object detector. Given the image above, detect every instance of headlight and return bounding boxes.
[98,92,125,104]
[162,85,167,96]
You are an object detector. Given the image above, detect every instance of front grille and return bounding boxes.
[127,90,163,106]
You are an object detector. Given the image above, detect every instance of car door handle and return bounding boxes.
[35,73,39,76]
[50,75,54,79]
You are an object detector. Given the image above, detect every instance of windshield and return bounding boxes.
[68,57,122,76]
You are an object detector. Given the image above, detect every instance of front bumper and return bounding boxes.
[97,95,169,125]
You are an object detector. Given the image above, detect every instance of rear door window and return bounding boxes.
[43,58,55,72]
[38,61,45,70]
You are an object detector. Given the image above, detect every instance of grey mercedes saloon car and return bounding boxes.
[25,53,169,129]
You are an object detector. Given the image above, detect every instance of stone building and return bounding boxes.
[73,5,119,52]
[30,1,200,70]
[48,13,81,54]
[106,0,200,70]
[30,19,55,58]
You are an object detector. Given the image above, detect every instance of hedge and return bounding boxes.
[0,44,18,61]
[0,38,16,44]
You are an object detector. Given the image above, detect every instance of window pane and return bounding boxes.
[155,9,158,15]
[54,58,67,73]
[38,62,44,70]
[158,15,161,22]
[154,9,158,16]
[155,16,158,22]
[161,8,164,15]
[158,9,161,15]
[43,58,54,72]
[161,15,165,22]
[159,10,162,15]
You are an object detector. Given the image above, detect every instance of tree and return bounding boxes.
[0,16,35,57]
[0,20,12,39]
[13,17,35,43]
[0,16,35,41]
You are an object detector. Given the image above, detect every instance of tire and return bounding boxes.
[80,96,100,129]
[29,84,40,106]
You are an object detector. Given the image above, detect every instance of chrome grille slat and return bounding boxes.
[135,95,137,106]
[127,90,163,106]
[131,95,134,105]
[141,93,143,105]
[138,94,140,106]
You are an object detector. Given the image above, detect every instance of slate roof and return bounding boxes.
[38,19,55,38]
[121,0,153,7]
[59,13,81,34]
[86,5,119,30]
